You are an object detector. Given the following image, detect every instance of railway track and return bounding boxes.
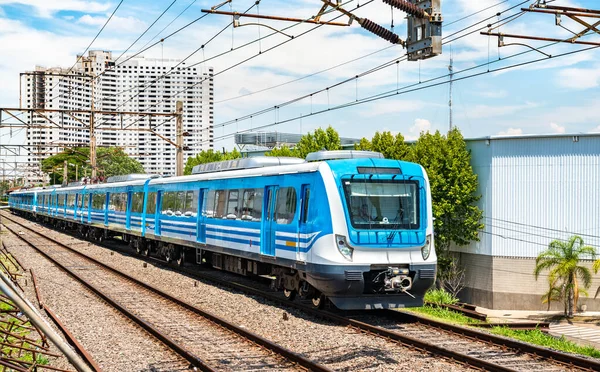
[4,212,600,372]
[0,214,330,372]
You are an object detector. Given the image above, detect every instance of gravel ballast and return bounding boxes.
[3,213,474,371]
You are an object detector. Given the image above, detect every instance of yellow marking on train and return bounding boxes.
[285,241,296,247]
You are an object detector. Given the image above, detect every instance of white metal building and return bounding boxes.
[21,51,214,182]
[456,133,600,310]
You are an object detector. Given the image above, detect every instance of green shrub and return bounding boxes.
[424,288,459,306]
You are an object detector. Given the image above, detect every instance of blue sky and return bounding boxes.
[1,0,599,155]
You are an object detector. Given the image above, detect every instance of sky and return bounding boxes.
[1,0,600,158]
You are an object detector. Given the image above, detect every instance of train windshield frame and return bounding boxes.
[342,179,420,230]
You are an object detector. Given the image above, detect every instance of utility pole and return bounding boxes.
[63,160,68,186]
[90,77,97,180]
[176,101,183,177]
[448,48,453,132]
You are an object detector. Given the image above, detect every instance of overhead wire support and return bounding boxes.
[482,4,600,50]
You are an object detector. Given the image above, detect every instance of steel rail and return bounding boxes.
[5,211,599,371]
[1,215,332,372]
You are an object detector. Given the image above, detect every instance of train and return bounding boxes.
[8,150,436,310]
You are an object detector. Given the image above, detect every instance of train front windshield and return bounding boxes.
[343,180,420,230]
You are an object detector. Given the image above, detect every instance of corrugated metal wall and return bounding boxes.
[453,134,600,258]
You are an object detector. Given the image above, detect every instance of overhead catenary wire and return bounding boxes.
[45,1,215,109]
[201,42,599,146]
[210,3,534,132]
[484,216,600,240]
[0,0,125,124]
[94,0,265,129]
[213,0,532,110]
[106,0,379,130]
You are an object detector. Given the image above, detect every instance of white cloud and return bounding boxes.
[550,122,565,134]
[77,14,146,33]
[360,100,426,117]
[0,0,111,17]
[497,128,523,136]
[591,125,600,133]
[405,118,431,140]
[557,65,600,90]
[468,102,538,119]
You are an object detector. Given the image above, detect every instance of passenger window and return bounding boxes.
[83,194,89,209]
[147,192,157,215]
[275,187,297,224]
[161,191,177,216]
[67,194,75,208]
[92,193,105,210]
[184,191,197,216]
[131,192,144,213]
[226,190,239,219]
[214,190,226,218]
[203,190,215,218]
[241,189,262,222]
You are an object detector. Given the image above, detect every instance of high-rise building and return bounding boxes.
[21,50,214,183]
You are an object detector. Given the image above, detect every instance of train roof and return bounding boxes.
[11,155,425,195]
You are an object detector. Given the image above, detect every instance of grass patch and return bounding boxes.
[424,288,459,305]
[404,305,483,325]
[491,327,600,359]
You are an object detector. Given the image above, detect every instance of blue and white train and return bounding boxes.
[9,151,436,309]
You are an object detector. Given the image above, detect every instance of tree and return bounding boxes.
[96,147,145,178]
[41,147,144,184]
[534,236,595,318]
[266,146,298,158]
[266,126,342,159]
[355,131,410,160]
[406,129,483,260]
[183,148,241,175]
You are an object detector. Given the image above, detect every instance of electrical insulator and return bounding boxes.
[382,0,426,18]
[359,18,404,45]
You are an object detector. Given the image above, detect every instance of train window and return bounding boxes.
[58,194,65,207]
[275,187,297,225]
[203,190,215,218]
[131,192,144,213]
[83,194,89,209]
[77,194,83,208]
[184,191,198,215]
[343,180,420,230]
[301,187,310,224]
[147,192,157,215]
[241,189,262,222]
[161,191,184,215]
[92,193,106,210]
[214,190,227,218]
[67,194,75,208]
[226,190,239,219]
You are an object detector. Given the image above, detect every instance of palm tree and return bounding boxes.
[534,236,595,318]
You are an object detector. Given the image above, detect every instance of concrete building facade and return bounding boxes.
[456,133,600,311]
[21,50,214,182]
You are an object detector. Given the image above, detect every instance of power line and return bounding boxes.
[485,223,600,249]
[215,1,530,107]
[136,0,198,53]
[113,0,179,65]
[208,4,533,134]
[94,0,264,128]
[484,216,600,240]
[105,0,379,130]
[215,45,396,104]
[1,0,125,124]
[202,42,599,146]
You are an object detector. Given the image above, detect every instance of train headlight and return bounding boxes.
[336,235,353,261]
[421,234,432,260]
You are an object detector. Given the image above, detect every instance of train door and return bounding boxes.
[261,186,277,256]
[297,184,311,262]
[196,188,207,244]
[155,191,163,236]
[126,191,132,230]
